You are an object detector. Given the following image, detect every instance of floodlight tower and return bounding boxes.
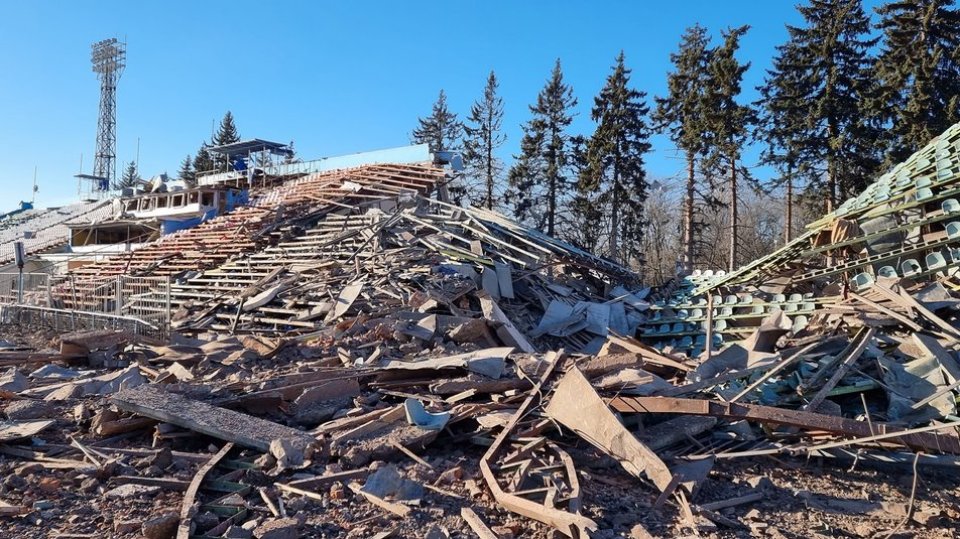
[89,38,126,191]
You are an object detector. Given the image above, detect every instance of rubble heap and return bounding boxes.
[3,126,960,537]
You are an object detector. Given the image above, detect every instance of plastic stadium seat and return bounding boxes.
[902,259,922,277]
[877,265,898,278]
[943,199,960,214]
[916,187,934,202]
[926,251,947,270]
[948,222,960,239]
[852,272,874,291]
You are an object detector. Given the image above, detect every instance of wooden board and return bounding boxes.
[112,385,315,453]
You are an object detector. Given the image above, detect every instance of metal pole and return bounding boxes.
[17,268,23,304]
[165,275,171,336]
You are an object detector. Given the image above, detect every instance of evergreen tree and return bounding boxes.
[758,40,812,243]
[193,143,214,174]
[701,26,756,272]
[411,89,462,152]
[463,71,506,210]
[212,111,241,171]
[506,59,578,237]
[178,155,196,188]
[115,160,140,191]
[653,24,712,273]
[786,0,880,209]
[874,0,960,163]
[284,140,297,164]
[580,51,652,265]
[213,111,241,146]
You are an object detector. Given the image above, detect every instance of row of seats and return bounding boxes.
[647,314,810,356]
[851,245,960,291]
[643,311,811,335]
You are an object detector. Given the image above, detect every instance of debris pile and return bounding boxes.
[5,125,960,537]
[4,270,960,536]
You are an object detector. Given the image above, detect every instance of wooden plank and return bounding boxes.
[460,507,500,539]
[111,385,315,453]
[176,442,233,539]
[544,367,673,492]
[801,327,875,412]
[478,351,598,537]
[479,294,537,353]
[609,396,960,454]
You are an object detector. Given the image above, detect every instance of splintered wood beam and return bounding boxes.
[608,396,960,454]
[111,384,315,453]
[176,442,234,539]
[478,351,598,537]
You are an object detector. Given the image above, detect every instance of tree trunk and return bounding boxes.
[683,153,695,274]
[610,160,621,263]
[547,171,556,237]
[728,158,738,273]
[785,164,793,243]
[486,135,493,210]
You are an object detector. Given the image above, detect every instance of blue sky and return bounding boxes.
[0,0,883,210]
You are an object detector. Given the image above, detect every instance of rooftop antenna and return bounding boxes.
[31,166,37,204]
[77,38,126,200]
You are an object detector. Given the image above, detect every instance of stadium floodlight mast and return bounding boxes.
[90,38,126,191]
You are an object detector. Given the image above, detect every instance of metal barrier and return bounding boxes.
[0,303,163,338]
[0,273,51,305]
[16,273,173,335]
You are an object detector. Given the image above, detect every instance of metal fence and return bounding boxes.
[4,272,172,337]
[0,272,51,305]
[0,303,163,338]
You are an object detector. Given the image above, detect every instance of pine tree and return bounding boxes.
[178,155,196,188]
[758,40,812,243]
[580,52,652,265]
[463,71,506,210]
[212,111,241,171]
[874,0,960,163]
[115,160,140,191]
[786,0,880,209]
[506,59,578,237]
[701,26,756,272]
[284,141,297,164]
[412,90,462,152]
[193,144,214,175]
[653,24,712,273]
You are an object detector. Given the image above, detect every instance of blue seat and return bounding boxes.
[902,259,922,277]
[877,265,898,278]
[852,272,874,291]
[947,222,960,239]
[927,251,947,270]
[916,187,934,202]
[943,199,960,214]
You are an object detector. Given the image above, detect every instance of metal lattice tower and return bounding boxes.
[90,38,125,188]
